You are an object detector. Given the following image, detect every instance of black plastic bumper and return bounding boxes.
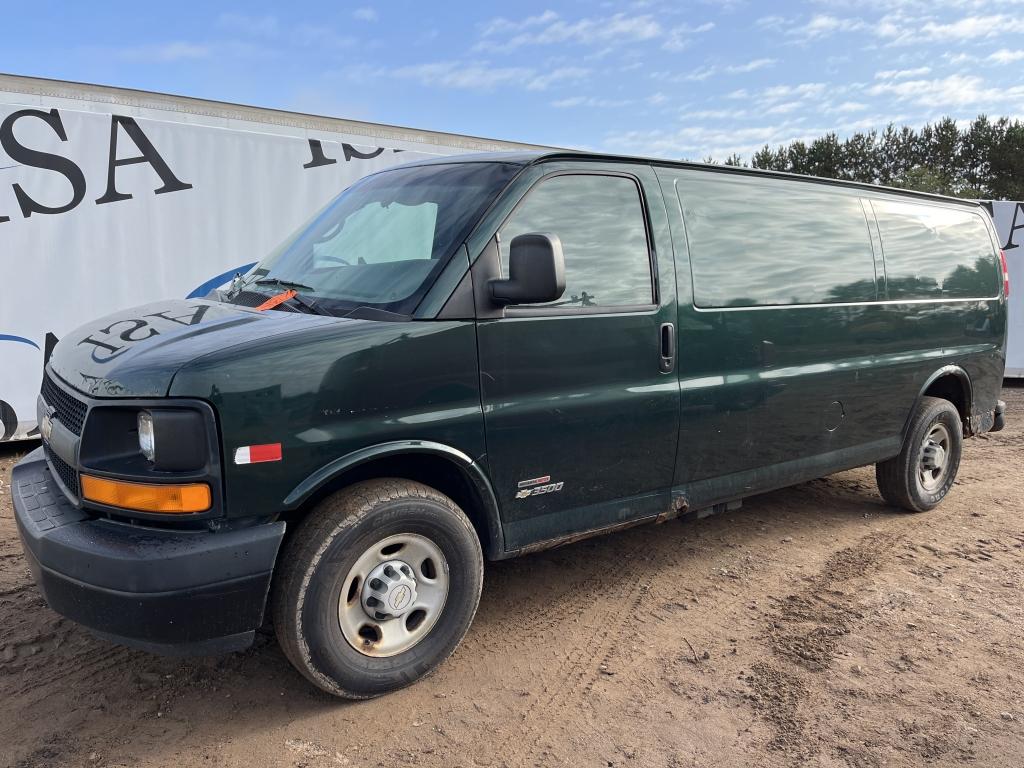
[12,448,285,656]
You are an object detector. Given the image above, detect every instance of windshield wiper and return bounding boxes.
[251,278,333,316]
[254,277,316,292]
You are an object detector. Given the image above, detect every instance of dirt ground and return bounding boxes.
[1,386,1022,768]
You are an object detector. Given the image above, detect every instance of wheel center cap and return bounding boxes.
[389,583,413,612]
[361,560,418,620]
[923,443,946,470]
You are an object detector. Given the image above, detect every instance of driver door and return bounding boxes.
[475,167,680,551]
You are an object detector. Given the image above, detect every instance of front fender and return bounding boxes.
[282,440,505,559]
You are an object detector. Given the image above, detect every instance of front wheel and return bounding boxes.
[876,396,963,512]
[271,479,483,698]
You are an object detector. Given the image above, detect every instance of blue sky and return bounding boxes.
[3,1,1024,160]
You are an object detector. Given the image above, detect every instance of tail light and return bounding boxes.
[999,249,1010,298]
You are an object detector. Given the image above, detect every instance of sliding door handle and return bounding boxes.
[659,322,675,373]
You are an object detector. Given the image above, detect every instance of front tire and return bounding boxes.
[271,479,483,698]
[876,396,963,513]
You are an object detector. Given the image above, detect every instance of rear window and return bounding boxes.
[871,200,1000,300]
[678,175,877,308]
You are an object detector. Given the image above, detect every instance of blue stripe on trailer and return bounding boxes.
[0,334,40,350]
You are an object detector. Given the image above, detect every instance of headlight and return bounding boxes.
[138,410,156,462]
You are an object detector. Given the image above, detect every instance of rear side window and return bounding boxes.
[872,200,999,299]
[678,175,877,308]
[498,173,653,309]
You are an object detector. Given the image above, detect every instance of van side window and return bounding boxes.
[678,176,877,308]
[872,200,1000,299]
[498,174,653,309]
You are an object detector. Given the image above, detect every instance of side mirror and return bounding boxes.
[489,233,566,306]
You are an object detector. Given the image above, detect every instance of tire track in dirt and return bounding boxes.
[766,531,901,672]
[748,530,904,759]
[491,537,659,766]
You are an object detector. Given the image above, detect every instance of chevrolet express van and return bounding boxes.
[13,152,1009,698]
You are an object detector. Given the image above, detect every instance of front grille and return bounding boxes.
[44,444,80,499]
[41,372,88,435]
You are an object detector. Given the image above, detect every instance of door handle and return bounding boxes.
[659,322,675,373]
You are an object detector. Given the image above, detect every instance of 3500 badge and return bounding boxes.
[515,475,564,500]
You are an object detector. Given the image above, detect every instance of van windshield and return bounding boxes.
[235,161,519,315]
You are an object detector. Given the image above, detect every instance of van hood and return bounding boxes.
[49,299,340,398]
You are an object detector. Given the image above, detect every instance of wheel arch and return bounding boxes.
[282,441,505,559]
[904,365,974,443]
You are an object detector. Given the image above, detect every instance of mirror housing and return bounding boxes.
[489,233,566,306]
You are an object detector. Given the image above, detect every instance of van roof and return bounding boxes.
[404,150,984,209]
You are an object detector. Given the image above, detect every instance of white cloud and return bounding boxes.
[527,67,591,91]
[602,120,830,161]
[389,61,587,91]
[867,73,1024,107]
[944,51,975,64]
[353,7,378,22]
[760,82,827,102]
[877,13,1024,44]
[477,11,661,52]
[685,108,749,120]
[756,15,787,30]
[552,96,633,108]
[728,58,776,73]
[682,66,716,82]
[479,10,559,37]
[656,58,776,82]
[919,14,1019,40]
[988,49,1024,64]
[789,14,866,39]
[766,101,803,115]
[875,66,931,79]
[663,21,715,51]
[833,101,868,112]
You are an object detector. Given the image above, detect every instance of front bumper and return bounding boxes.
[12,448,285,656]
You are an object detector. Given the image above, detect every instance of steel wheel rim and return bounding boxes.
[918,422,952,492]
[338,533,449,658]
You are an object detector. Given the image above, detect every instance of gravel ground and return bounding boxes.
[1,384,1022,768]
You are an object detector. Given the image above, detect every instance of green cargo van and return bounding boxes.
[12,152,1009,697]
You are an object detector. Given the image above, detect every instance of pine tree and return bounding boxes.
[990,119,1024,200]
[807,133,844,178]
[698,115,1024,199]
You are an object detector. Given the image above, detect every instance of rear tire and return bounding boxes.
[876,396,963,513]
[271,479,483,698]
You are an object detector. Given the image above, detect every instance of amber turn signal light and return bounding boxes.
[81,475,212,514]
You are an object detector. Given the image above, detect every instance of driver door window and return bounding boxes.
[498,174,654,309]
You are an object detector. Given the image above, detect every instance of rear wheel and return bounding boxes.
[876,396,963,512]
[272,479,483,698]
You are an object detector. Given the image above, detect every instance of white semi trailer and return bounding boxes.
[983,201,1024,377]
[0,74,539,441]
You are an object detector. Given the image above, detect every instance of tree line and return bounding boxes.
[704,116,1024,201]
